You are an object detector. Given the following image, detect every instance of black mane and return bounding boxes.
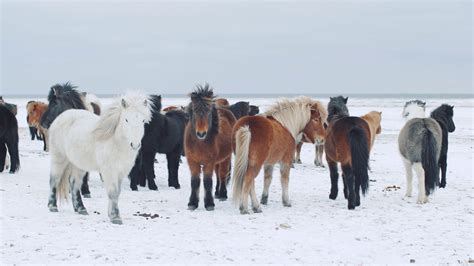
[430,104,455,133]
[404,99,426,108]
[327,95,349,122]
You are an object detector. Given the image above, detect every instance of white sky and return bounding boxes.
[1,0,472,95]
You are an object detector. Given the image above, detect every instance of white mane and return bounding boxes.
[264,97,312,140]
[403,102,426,121]
[93,92,152,140]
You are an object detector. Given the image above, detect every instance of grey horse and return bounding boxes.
[398,100,442,204]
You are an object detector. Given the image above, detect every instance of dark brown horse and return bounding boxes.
[184,85,236,211]
[232,97,317,214]
[325,96,370,210]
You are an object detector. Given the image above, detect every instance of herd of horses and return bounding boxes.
[0,83,455,224]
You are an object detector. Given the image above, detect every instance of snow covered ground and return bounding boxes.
[1,96,473,264]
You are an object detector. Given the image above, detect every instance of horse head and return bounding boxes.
[327,96,349,123]
[188,84,217,140]
[431,104,455,133]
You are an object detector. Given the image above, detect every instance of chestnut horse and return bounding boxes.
[215,98,230,107]
[325,96,370,210]
[295,99,328,166]
[26,101,48,141]
[184,85,236,211]
[231,97,315,214]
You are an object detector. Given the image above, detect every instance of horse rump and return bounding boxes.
[348,126,369,195]
[421,129,439,195]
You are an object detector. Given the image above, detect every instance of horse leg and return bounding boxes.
[342,173,348,199]
[217,158,231,201]
[403,159,413,197]
[103,173,123,224]
[42,130,49,152]
[6,137,19,173]
[143,151,157,190]
[214,164,221,198]
[295,142,303,164]
[81,172,91,198]
[203,163,216,211]
[341,164,356,209]
[413,163,428,204]
[240,171,254,214]
[439,154,447,188]
[166,151,181,189]
[187,160,201,210]
[314,144,325,167]
[29,127,36,140]
[70,167,88,215]
[280,163,292,207]
[250,179,262,213]
[0,142,6,173]
[129,161,140,191]
[260,164,274,204]
[328,160,339,200]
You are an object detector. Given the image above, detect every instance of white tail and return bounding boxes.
[232,126,251,205]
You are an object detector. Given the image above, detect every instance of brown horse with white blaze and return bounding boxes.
[184,85,236,211]
[231,97,315,214]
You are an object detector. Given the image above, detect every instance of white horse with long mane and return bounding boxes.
[47,92,151,224]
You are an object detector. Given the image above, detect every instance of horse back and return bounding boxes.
[325,116,370,164]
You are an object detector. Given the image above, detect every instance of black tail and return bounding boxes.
[348,126,369,195]
[421,129,439,195]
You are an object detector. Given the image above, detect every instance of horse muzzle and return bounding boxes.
[196,131,207,140]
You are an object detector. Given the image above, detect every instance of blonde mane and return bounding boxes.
[264,97,312,140]
[93,92,151,141]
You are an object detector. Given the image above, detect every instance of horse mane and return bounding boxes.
[404,99,426,109]
[41,82,86,128]
[327,96,349,123]
[187,84,219,142]
[402,99,426,119]
[264,97,312,140]
[430,104,453,129]
[93,92,152,141]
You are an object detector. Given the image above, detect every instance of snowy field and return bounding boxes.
[1,96,473,264]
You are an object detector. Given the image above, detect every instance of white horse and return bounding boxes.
[47,92,151,224]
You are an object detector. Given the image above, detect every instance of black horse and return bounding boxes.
[40,82,92,197]
[0,105,20,173]
[229,101,250,120]
[430,104,455,188]
[129,95,188,191]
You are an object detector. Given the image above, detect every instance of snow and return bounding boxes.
[1,96,473,264]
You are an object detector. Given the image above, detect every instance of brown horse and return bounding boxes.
[184,85,236,211]
[215,98,230,107]
[360,111,382,150]
[325,96,370,210]
[27,101,48,146]
[163,105,185,112]
[231,97,315,214]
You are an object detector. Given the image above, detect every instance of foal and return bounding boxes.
[185,85,236,210]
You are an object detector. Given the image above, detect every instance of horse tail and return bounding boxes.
[348,126,370,195]
[232,126,251,205]
[56,165,72,202]
[421,128,439,195]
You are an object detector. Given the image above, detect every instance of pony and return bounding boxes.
[430,104,455,188]
[185,84,236,211]
[229,101,251,120]
[294,99,328,166]
[360,111,382,151]
[129,95,188,191]
[398,100,442,204]
[0,97,18,116]
[162,105,185,113]
[0,105,20,173]
[47,92,151,224]
[232,97,314,214]
[215,98,230,107]
[249,105,260,116]
[325,96,370,209]
[26,101,48,141]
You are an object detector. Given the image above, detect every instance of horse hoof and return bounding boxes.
[131,187,138,191]
[329,193,337,200]
[439,183,446,188]
[82,194,91,198]
[49,206,58,212]
[348,205,355,210]
[188,205,198,211]
[219,197,227,202]
[240,209,250,215]
[77,208,89,215]
[111,218,123,225]
[169,184,180,189]
[253,207,262,213]
[260,196,268,205]
[205,206,215,211]
[283,202,292,207]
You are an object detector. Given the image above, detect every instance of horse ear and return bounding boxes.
[343,97,348,104]
[379,111,382,115]
[450,105,454,110]
[53,88,60,97]
[421,101,426,107]
[121,98,129,108]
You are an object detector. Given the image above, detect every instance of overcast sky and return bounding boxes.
[1,0,472,96]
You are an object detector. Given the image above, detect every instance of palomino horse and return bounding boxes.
[295,99,328,166]
[399,100,441,204]
[232,97,316,214]
[360,111,382,151]
[430,104,455,188]
[26,101,48,141]
[47,92,151,224]
[185,85,236,210]
[325,96,371,209]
